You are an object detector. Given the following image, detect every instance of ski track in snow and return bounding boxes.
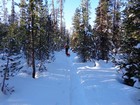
[69,56,88,105]
[0,50,139,105]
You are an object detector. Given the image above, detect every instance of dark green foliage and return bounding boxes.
[118,0,140,86]
[0,23,8,50]
[94,0,111,60]
[77,26,94,62]
[71,0,94,62]
[76,27,87,62]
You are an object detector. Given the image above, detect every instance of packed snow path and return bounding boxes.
[0,50,139,105]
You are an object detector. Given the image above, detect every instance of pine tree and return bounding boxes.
[80,0,94,61]
[94,0,111,60]
[58,0,65,34]
[20,0,27,26]
[81,0,90,27]
[71,0,93,62]
[19,0,28,55]
[119,0,140,86]
[11,0,15,23]
[71,8,81,51]
[109,0,121,53]
[36,0,55,61]
[29,0,36,78]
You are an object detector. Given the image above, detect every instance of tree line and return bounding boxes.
[0,0,69,94]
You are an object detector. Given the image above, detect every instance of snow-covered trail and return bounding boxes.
[69,53,88,105]
[47,50,88,105]
[40,50,88,105]
[0,50,139,105]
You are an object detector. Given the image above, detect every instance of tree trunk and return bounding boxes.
[30,0,36,79]
[1,57,9,94]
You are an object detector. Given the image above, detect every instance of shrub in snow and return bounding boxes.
[116,54,140,87]
[0,38,23,95]
[0,54,23,95]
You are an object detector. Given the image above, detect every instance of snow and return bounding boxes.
[129,14,135,18]
[134,79,140,89]
[0,50,140,105]
[135,43,140,49]
[84,27,92,36]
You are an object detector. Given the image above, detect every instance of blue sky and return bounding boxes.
[5,0,99,29]
[64,0,99,29]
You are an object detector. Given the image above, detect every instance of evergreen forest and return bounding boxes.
[0,0,140,94]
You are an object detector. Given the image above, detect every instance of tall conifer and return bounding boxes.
[119,0,140,86]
